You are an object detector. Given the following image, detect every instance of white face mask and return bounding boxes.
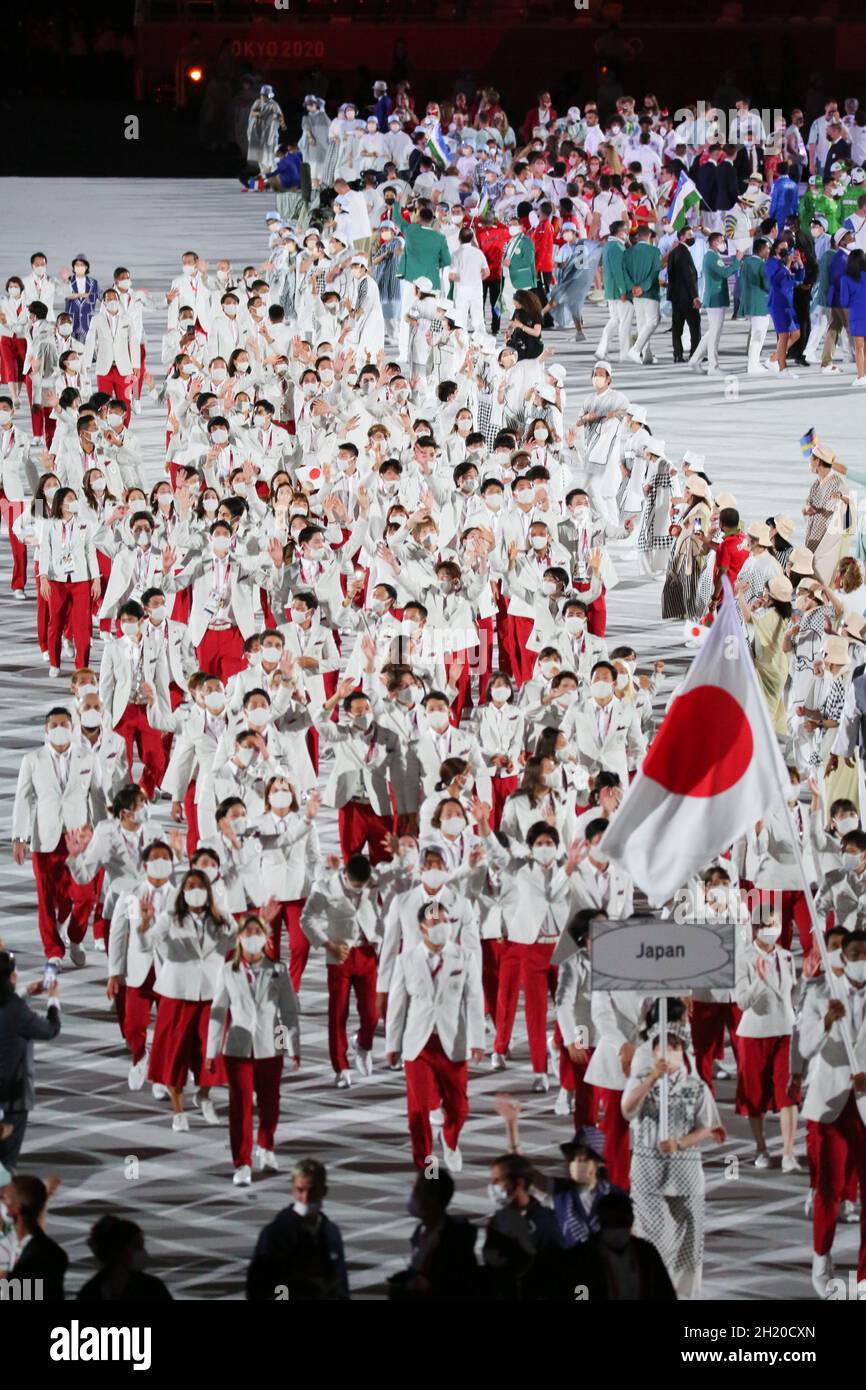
[185,888,208,909]
[235,745,255,767]
[616,672,629,690]
[211,428,228,445]
[844,959,866,984]
[534,427,549,441]
[202,497,219,513]
[91,477,106,494]
[46,725,71,749]
[352,712,372,733]
[757,925,782,944]
[183,264,196,277]
[211,537,231,557]
[147,858,173,882]
[241,935,268,955]
[590,680,612,702]
[148,605,166,624]
[533,843,557,865]
[58,322,73,337]
[427,710,450,733]
[539,660,559,681]
[76,682,98,700]
[490,686,510,705]
[541,580,557,596]
[270,789,294,811]
[66,499,80,515]
[485,493,503,511]
[836,816,859,836]
[293,1200,321,1218]
[565,616,586,635]
[205,691,225,714]
[543,770,559,788]
[529,535,547,552]
[229,816,247,837]
[827,946,844,970]
[247,706,270,729]
[120,622,139,639]
[79,708,102,729]
[135,530,151,549]
[425,921,449,947]
[116,278,131,292]
[440,817,466,839]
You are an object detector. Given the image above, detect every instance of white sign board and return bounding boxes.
[589,917,735,992]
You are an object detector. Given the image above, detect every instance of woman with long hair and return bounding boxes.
[146,868,236,1131]
[840,247,866,385]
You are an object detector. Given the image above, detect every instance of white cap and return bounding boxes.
[547,363,566,382]
[537,383,557,403]
[645,438,666,457]
[414,276,434,293]
[350,254,368,267]
[593,360,612,376]
[682,449,705,468]
[628,403,649,425]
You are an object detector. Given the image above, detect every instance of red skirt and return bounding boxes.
[148,996,227,1089]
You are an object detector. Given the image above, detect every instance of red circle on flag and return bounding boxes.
[643,685,753,797]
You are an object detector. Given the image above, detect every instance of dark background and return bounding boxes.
[3,0,864,178]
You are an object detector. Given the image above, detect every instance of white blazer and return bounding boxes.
[98,635,171,728]
[798,977,866,1123]
[108,880,176,988]
[98,544,167,618]
[566,697,646,785]
[40,517,98,583]
[252,810,321,902]
[378,883,480,993]
[735,944,796,1038]
[385,941,485,1062]
[174,552,270,646]
[300,870,381,960]
[495,861,575,944]
[474,704,525,775]
[12,745,95,853]
[569,858,634,919]
[555,949,597,1048]
[207,956,300,1060]
[584,991,651,1091]
[0,424,29,502]
[316,719,400,818]
[149,909,236,1001]
[83,310,141,376]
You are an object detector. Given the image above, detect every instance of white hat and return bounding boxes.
[685,474,710,500]
[746,521,773,547]
[852,168,866,185]
[628,403,649,425]
[350,254,368,267]
[682,449,705,468]
[537,383,557,403]
[842,610,866,640]
[414,276,435,294]
[767,573,793,603]
[593,360,612,376]
[547,363,566,382]
[715,490,738,509]
[645,438,666,457]
[824,635,850,669]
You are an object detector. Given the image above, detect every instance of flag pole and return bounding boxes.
[720,578,866,1120]
[658,995,669,1141]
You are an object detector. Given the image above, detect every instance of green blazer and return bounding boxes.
[602,237,628,300]
[814,248,835,307]
[701,249,739,308]
[734,254,770,317]
[502,234,537,289]
[623,241,661,300]
[398,223,452,283]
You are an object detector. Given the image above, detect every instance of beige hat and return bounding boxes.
[824,635,850,669]
[842,611,866,641]
[797,577,821,594]
[789,546,814,576]
[747,521,773,547]
[812,442,835,466]
[773,515,795,542]
[715,490,738,510]
[685,475,710,500]
[767,573,793,603]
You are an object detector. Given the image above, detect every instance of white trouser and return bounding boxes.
[501,274,517,323]
[397,279,416,359]
[633,298,661,359]
[691,307,726,369]
[747,314,770,369]
[597,299,634,361]
[454,284,485,333]
[804,306,829,360]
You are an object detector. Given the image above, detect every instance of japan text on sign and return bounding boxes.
[588,917,736,992]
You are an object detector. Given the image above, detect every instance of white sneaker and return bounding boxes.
[804,1188,815,1218]
[354,1045,373,1078]
[255,1145,279,1171]
[532,1072,550,1094]
[93,938,106,953]
[490,1052,506,1072]
[811,1251,833,1298]
[430,1107,445,1129]
[62,640,74,660]
[713,1063,731,1080]
[441,1139,463,1173]
[746,365,768,375]
[766,359,781,373]
[48,666,60,678]
[195,1089,219,1125]
[841,1199,859,1223]
[626,347,643,364]
[132,398,142,415]
[152,1083,168,1100]
[853,376,866,388]
[68,941,86,968]
[554,1086,573,1116]
[41,650,50,663]
[754,1151,770,1169]
[233,1164,252,1186]
[335,1070,352,1089]
[782,370,800,379]
[13,590,25,601]
[128,1057,148,1091]
[821,363,840,374]
[171,1112,189,1132]
[782,1153,802,1173]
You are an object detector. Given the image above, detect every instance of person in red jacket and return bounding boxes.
[531,202,557,328]
[475,220,510,332]
[708,506,749,612]
[520,90,558,145]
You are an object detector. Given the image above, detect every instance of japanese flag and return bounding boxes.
[601,583,788,902]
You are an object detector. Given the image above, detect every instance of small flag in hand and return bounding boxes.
[799,427,816,459]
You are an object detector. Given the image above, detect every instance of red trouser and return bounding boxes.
[326,942,378,1073]
[481,938,505,1019]
[225,1054,283,1168]
[31,847,95,957]
[574,580,607,637]
[445,647,473,724]
[47,578,92,668]
[265,899,309,991]
[495,587,515,677]
[509,616,538,686]
[135,344,146,399]
[752,888,811,952]
[25,377,48,438]
[196,625,246,684]
[115,701,168,800]
[489,774,518,831]
[0,494,26,590]
[476,616,494,704]
[690,1001,742,1091]
[148,997,226,1090]
[184,780,200,857]
[596,1085,631,1189]
[338,799,391,864]
[34,561,49,652]
[404,1033,469,1170]
[0,334,26,384]
[558,1044,598,1125]
[96,367,133,424]
[115,968,158,1063]
[493,940,557,1073]
[735,1034,793,1116]
[806,1114,858,1199]
[810,1096,866,1279]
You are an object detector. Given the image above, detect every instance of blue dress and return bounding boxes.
[765,256,803,333]
[840,270,866,337]
[64,275,100,338]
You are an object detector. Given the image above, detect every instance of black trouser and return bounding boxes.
[671,302,701,359]
[0,1109,28,1173]
[537,271,554,325]
[484,276,502,329]
[794,282,812,350]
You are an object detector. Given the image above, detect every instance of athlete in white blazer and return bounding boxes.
[107,845,177,1089]
[83,305,141,378]
[385,927,485,1171]
[585,990,652,1189]
[735,920,799,1171]
[378,879,480,995]
[564,675,646,785]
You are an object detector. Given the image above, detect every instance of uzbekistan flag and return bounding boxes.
[425,123,451,167]
[669,172,701,231]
